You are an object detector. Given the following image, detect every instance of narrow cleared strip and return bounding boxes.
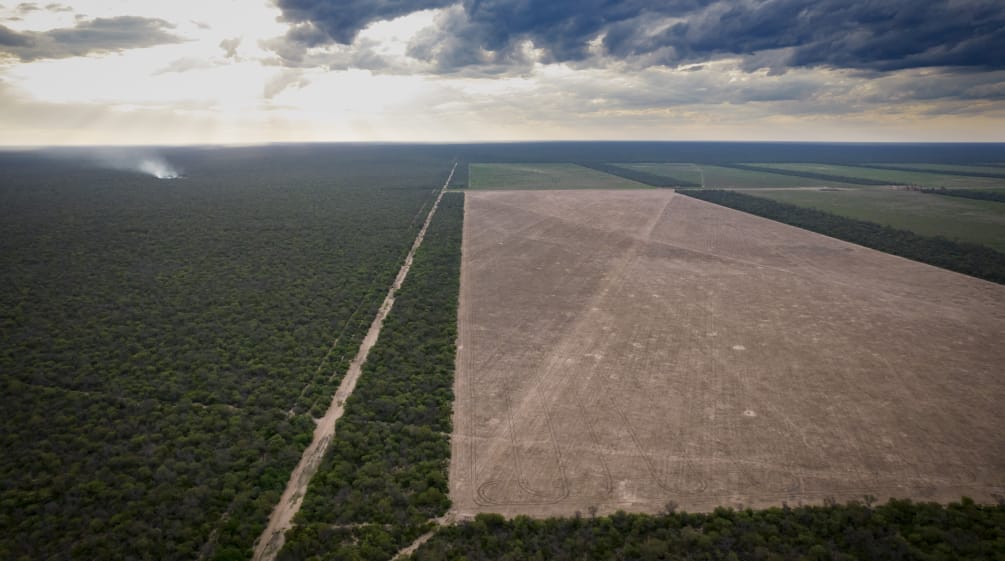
[252,163,457,561]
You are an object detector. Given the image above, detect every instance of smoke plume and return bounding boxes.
[90,149,182,179]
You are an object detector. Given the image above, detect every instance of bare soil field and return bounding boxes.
[450,189,1005,518]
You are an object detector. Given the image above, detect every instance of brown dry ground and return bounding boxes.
[450,189,1005,518]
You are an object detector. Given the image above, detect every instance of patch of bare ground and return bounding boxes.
[450,189,1005,518]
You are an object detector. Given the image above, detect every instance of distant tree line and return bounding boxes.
[409,497,1005,561]
[716,163,890,186]
[679,189,1005,284]
[576,162,700,187]
[278,192,464,561]
[920,188,1005,203]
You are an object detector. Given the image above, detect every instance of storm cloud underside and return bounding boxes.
[273,0,1005,74]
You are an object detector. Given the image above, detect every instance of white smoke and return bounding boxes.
[136,157,180,179]
[90,149,183,179]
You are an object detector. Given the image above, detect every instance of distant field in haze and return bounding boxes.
[467,163,648,190]
[863,163,1005,177]
[614,163,703,186]
[749,188,1005,251]
[618,163,864,188]
[748,163,1005,189]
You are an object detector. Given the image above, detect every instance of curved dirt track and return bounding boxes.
[252,164,456,561]
[450,189,1005,518]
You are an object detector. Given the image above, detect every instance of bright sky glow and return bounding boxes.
[1,1,1003,145]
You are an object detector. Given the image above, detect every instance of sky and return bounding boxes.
[0,0,1003,145]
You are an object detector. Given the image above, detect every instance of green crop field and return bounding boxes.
[749,163,1005,189]
[701,164,863,188]
[613,163,864,188]
[873,163,1005,176]
[467,163,648,190]
[750,188,1005,251]
[615,163,704,186]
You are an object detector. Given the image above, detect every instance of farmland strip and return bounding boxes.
[679,189,1005,284]
[719,163,890,185]
[576,162,700,187]
[920,188,1005,203]
[852,163,1005,180]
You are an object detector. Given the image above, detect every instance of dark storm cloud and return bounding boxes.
[0,23,31,46]
[277,0,456,44]
[271,0,1005,73]
[667,0,1005,72]
[0,16,184,62]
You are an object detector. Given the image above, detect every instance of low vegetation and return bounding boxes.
[746,163,1005,189]
[467,163,646,190]
[853,163,1005,180]
[749,188,1005,252]
[278,192,464,561]
[921,187,1005,203]
[717,163,890,186]
[576,162,700,187]
[680,189,1005,284]
[410,498,1005,561]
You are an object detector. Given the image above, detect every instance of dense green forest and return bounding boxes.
[278,192,464,561]
[0,147,451,560]
[921,188,1005,203]
[576,162,700,187]
[410,498,1005,561]
[679,190,1005,284]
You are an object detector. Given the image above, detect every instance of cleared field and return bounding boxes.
[451,189,1005,518]
[750,163,1005,189]
[468,163,648,190]
[750,189,1005,251]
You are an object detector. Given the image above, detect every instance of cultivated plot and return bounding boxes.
[750,163,1005,189]
[468,163,648,190]
[750,188,1005,251]
[451,189,1005,518]
[614,163,704,186]
[619,163,863,189]
[865,163,1005,178]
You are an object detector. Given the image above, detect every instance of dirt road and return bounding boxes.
[252,164,456,561]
